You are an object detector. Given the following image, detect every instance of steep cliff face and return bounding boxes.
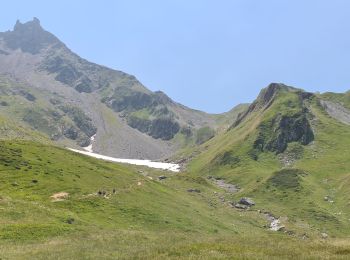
[0,18,62,54]
[254,111,314,154]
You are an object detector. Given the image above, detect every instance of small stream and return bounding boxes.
[264,213,284,231]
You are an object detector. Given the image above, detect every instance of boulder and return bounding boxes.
[239,197,255,206]
[158,175,167,180]
[321,233,328,239]
[234,203,248,210]
[187,188,200,193]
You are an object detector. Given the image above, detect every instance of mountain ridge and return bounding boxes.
[0,18,241,159]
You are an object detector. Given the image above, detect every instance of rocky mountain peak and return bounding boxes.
[259,83,283,104]
[1,17,62,54]
[14,17,41,31]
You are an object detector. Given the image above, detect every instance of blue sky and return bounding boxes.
[2,1,350,113]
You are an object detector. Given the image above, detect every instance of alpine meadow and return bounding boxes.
[1,3,350,259]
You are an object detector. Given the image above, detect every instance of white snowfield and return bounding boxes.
[68,148,181,172]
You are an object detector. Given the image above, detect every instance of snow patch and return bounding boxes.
[68,148,180,172]
[83,134,96,153]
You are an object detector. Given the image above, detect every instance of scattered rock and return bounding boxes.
[211,178,239,193]
[233,203,248,210]
[321,233,328,239]
[51,192,69,202]
[302,233,309,240]
[324,196,334,203]
[239,197,255,206]
[98,190,107,196]
[187,188,201,193]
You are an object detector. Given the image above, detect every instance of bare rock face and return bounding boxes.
[0,18,62,54]
[239,197,255,206]
[254,112,314,154]
[320,100,350,125]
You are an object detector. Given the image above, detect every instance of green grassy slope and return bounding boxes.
[0,140,349,259]
[187,84,350,238]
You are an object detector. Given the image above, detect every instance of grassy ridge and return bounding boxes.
[187,86,350,238]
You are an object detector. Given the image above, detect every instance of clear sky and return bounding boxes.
[1,1,350,113]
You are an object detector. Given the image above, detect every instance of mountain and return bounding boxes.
[0,18,241,159]
[186,83,350,236]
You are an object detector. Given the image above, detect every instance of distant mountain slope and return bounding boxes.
[0,18,239,159]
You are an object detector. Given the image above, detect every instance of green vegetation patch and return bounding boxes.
[267,168,307,189]
[212,151,240,166]
[0,141,28,169]
[195,127,215,145]
[23,108,62,140]
[0,224,72,241]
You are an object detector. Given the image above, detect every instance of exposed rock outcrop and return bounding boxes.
[0,18,63,54]
[239,197,255,206]
[320,100,350,125]
[254,111,314,154]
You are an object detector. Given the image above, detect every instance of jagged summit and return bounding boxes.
[0,17,62,54]
[14,17,41,30]
[232,83,293,127]
[251,83,304,111]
